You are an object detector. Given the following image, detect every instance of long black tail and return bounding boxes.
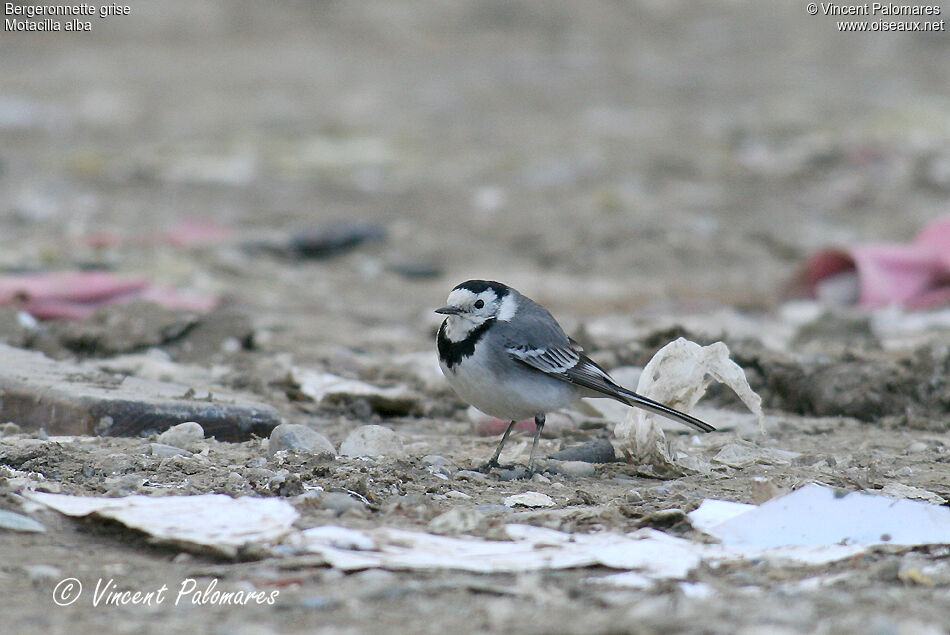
[615,387,715,433]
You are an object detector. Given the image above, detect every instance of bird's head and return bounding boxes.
[436,280,518,342]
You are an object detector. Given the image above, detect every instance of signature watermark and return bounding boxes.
[52,577,279,607]
[805,3,946,31]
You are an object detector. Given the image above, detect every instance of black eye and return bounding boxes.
[474,299,484,309]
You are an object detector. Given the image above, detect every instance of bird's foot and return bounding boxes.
[479,460,527,475]
[477,459,500,473]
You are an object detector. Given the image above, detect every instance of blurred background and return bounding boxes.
[2,0,949,352]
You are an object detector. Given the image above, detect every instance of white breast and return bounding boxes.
[440,340,578,421]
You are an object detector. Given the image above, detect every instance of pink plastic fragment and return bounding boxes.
[0,271,218,320]
[792,215,950,309]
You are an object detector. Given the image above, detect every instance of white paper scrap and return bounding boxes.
[25,492,298,556]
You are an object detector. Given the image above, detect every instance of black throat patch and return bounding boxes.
[438,318,494,370]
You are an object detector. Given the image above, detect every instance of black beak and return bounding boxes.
[435,305,462,315]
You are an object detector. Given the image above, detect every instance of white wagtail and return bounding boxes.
[436,280,715,474]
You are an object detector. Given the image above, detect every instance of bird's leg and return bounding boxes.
[526,413,545,475]
[480,420,517,472]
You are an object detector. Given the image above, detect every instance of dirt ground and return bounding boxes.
[2,1,950,633]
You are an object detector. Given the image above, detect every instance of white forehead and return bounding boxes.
[446,287,495,306]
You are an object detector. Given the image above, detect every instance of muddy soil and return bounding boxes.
[2,2,950,634]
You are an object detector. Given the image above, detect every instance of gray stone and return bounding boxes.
[422,454,456,469]
[455,470,491,483]
[339,425,406,458]
[157,421,205,449]
[549,460,596,478]
[268,423,335,457]
[495,466,531,481]
[423,454,457,477]
[320,492,367,516]
[549,438,616,463]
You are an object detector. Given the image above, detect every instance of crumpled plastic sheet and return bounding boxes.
[613,338,764,472]
[25,491,298,557]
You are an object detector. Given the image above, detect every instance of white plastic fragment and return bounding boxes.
[504,492,556,508]
[24,492,298,556]
[687,499,755,534]
[0,509,46,533]
[614,338,764,469]
[696,484,950,548]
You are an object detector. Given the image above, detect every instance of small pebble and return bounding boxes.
[0,422,22,436]
[268,423,335,457]
[23,564,61,584]
[550,438,616,464]
[157,421,204,449]
[422,455,456,469]
[504,492,556,508]
[320,492,367,516]
[474,504,512,513]
[496,466,531,481]
[625,489,645,503]
[456,470,490,483]
[339,425,406,459]
[298,596,340,611]
[548,460,596,478]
